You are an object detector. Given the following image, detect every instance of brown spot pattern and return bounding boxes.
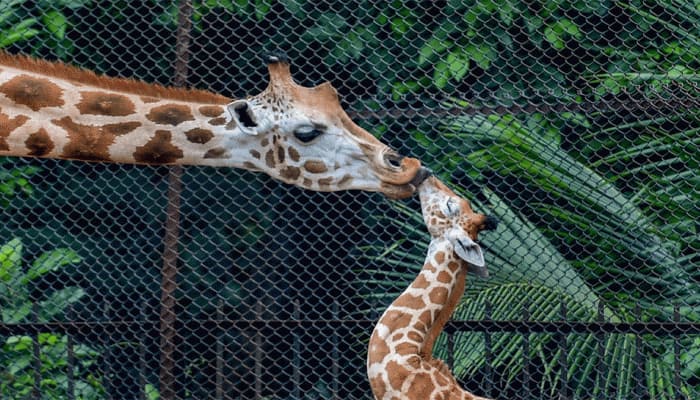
[146,104,194,126]
[393,294,426,310]
[406,373,436,400]
[435,251,445,264]
[249,149,261,159]
[280,166,301,181]
[369,375,387,400]
[411,274,431,289]
[437,271,452,284]
[0,75,64,111]
[242,161,258,170]
[276,146,285,164]
[208,117,226,126]
[77,91,135,116]
[133,130,183,164]
[407,331,423,343]
[204,147,226,158]
[429,287,449,304]
[0,112,29,150]
[386,361,411,391]
[184,128,214,144]
[199,105,224,117]
[25,128,54,156]
[318,177,333,189]
[288,146,300,162]
[382,310,413,331]
[395,342,419,356]
[337,174,353,187]
[304,160,328,174]
[368,331,391,364]
[265,149,275,168]
[54,117,139,161]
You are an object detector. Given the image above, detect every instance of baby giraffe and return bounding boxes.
[367,174,498,400]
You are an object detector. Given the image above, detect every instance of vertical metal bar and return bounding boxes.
[673,306,682,400]
[596,300,606,400]
[254,301,263,400]
[31,303,41,400]
[447,332,455,370]
[139,296,147,400]
[103,301,114,400]
[216,299,224,400]
[66,306,75,400]
[332,300,340,399]
[522,304,530,400]
[558,298,568,399]
[293,300,301,400]
[484,300,493,398]
[159,1,192,399]
[634,303,644,398]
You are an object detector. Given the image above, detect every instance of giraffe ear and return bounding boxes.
[449,233,486,269]
[228,100,259,135]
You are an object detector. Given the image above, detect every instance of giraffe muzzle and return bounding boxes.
[410,167,432,188]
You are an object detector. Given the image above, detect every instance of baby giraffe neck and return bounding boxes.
[368,240,467,365]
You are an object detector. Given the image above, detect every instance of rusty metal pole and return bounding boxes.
[159,0,192,399]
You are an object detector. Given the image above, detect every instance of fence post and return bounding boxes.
[158,0,192,399]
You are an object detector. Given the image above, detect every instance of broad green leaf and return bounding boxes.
[41,10,67,40]
[25,248,80,283]
[0,238,22,282]
[433,60,450,89]
[38,287,85,321]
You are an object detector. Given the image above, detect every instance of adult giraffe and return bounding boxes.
[0,52,424,198]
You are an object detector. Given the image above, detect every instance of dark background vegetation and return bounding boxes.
[0,1,698,399]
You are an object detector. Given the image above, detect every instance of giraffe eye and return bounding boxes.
[294,126,323,143]
[441,198,459,217]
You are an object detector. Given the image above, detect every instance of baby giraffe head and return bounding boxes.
[418,175,499,277]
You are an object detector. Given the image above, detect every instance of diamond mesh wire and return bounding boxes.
[0,1,698,399]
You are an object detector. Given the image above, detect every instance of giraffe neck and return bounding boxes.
[368,240,467,366]
[0,56,262,167]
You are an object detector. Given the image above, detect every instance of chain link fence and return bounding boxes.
[0,1,698,399]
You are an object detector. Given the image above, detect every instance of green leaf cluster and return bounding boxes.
[0,238,104,400]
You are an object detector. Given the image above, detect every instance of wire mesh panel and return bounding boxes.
[0,1,698,399]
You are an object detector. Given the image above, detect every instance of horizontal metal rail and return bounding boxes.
[2,319,699,336]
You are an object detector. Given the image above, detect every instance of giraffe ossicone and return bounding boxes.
[367,175,498,400]
[0,52,422,198]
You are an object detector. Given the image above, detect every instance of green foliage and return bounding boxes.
[0,0,82,54]
[0,238,104,400]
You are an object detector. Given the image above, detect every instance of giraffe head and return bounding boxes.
[226,53,422,198]
[418,175,498,277]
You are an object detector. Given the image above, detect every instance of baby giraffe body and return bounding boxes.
[367,175,496,400]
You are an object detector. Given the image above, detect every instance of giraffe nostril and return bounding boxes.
[483,215,499,231]
[384,153,404,169]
